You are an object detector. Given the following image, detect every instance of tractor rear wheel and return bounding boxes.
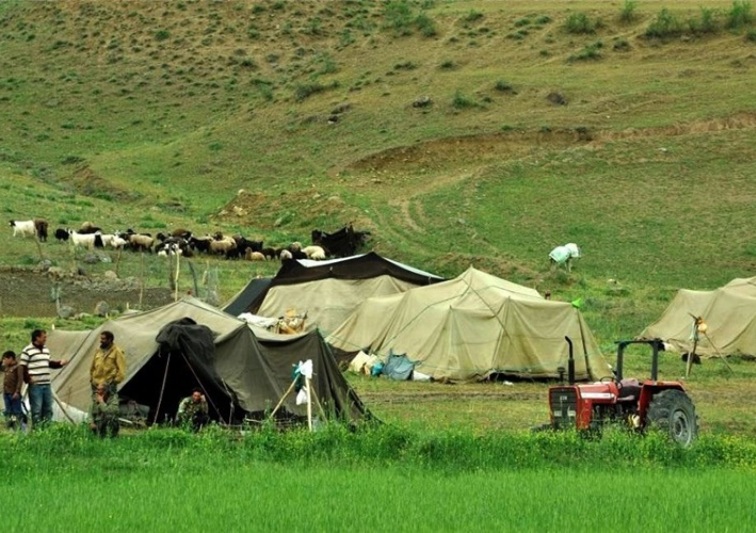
[646,389,698,447]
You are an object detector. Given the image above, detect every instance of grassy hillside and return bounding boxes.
[0,0,755,348]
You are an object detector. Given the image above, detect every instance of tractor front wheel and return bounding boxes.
[646,389,698,447]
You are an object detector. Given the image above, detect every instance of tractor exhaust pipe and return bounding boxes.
[565,336,576,385]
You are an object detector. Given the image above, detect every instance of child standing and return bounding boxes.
[2,350,25,430]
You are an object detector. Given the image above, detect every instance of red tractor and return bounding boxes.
[546,337,698,446]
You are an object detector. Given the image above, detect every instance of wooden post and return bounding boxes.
[34,233,44,262]
[174,251,181,302]
[138,252,145,309]
[114,245,123,277]
[686,317,700,378]
[685,336,697,378]
[306,376,313,431]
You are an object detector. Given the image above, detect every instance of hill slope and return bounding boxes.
[0,0,754,344]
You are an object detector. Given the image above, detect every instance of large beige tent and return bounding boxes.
[327,267,608,381]
[639,276,756,357]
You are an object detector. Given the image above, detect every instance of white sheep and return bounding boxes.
[68,230,98,250]
[10,220,37,238]
[302,245,326,260]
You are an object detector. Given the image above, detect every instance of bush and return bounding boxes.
[564,12,600,34]
[569,41,603,62]
[494,80,515,93]
[689,7,720,34]
[645,8,684,39]
[726,0,754,29]
[384,0,414,36]
[463,10,484,24]
[613,38,631,51]
[451,90,477,109]
[415,13,437,37]
[155,29,170,41]
[619,0,638,23]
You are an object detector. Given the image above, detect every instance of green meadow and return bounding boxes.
[2,425,756,531]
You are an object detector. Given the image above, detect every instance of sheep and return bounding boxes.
[279,249,293,261]
[209,235,237,257]
[54,227,70,242]
[95,234,127,249]
[244,249,266,261]
[302,245,326,260]
[188,235,213,254]
[9,220,37,239]
[108,235,129,249]
[68,230,98,250]
[287,242,306,259]
[261,247,277,260]
[157,242,183,257]
[156,237,192,257]
[227,236,262,259]
[128,233,155,253]
[78,222,102,234]
[171,228,193,240]
[34,219,49,242]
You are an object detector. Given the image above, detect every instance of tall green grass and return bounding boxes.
[2,425,755,530]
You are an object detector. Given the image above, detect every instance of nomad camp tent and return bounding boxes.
[639,276,756,357]
[49,297,370,425]
[223,252,444,335]
[327,267,608,382]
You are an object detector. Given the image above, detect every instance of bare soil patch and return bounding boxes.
[0,268,173,318]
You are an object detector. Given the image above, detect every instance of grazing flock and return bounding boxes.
[9,219,371,262]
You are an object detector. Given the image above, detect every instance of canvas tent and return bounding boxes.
[49,297,370,425]
[223,252,444,335]
[639,276,756,357]
[327,267,608,381]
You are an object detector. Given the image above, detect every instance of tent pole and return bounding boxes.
[306,377,313,431]
[310,384,327,420]
[53,393,75,424]
[153,352,172,425]
[703,332,734,374]
[269,379,298,419]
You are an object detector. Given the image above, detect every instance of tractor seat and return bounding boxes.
[617,379,642,402]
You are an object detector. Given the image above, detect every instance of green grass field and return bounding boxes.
[3,425,755,531]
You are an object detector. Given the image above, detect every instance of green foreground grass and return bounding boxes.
[3,424,755,531]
